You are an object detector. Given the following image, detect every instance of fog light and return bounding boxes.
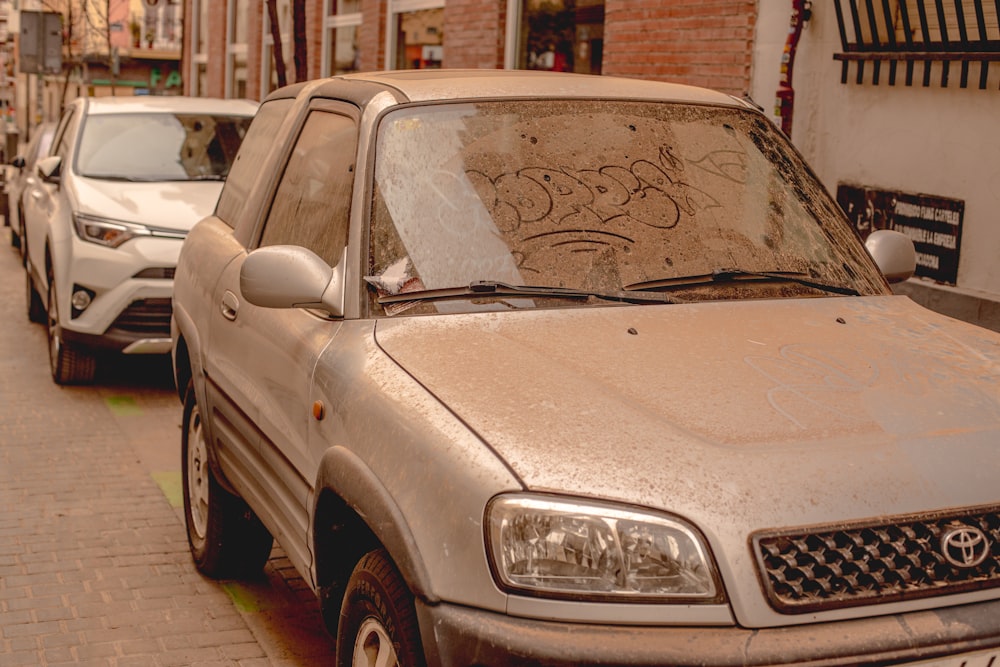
[71,289,92,311]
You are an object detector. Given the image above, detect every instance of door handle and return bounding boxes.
[221,290,239,321]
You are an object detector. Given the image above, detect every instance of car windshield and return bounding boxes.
[76,112,252,181]
[367,100,887,316]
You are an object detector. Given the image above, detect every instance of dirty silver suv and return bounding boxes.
[171,70,1000,666]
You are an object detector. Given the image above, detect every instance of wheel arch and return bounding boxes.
[171,302,203,405]
[312,446,436,617]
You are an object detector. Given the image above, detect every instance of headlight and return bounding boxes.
[74,213,148,248]
[487,495,721,602]
[73,214,186,248]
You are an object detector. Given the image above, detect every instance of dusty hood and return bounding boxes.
[70,176,224,231]
[375,295,1000,531]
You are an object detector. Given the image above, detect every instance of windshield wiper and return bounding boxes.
[625,269,860,296]
[377,280,685,305]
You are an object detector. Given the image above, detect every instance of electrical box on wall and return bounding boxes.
[837,184,965,286]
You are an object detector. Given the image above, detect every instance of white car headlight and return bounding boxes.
[73,213,186,248]
[487,495,721,602]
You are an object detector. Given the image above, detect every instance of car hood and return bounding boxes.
[374,295,1000,531]
[70,176,224,231]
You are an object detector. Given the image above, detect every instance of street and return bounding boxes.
[0,227,336,666]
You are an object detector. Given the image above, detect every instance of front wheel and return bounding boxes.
[336,548,424,667]
[25,269,45,324]
[181,381,273,578]
[46,267,96,385]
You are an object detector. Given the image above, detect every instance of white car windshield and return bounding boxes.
[368,100,887,315]
[76,112,252,182]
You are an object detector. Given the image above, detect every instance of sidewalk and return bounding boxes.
[0,233,335,666]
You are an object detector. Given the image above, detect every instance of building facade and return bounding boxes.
[8,0,183,139]
[749,1,1000,331]
[182,0,758,100]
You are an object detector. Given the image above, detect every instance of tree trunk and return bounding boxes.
[292,0,307,83]
[266,0,287,89]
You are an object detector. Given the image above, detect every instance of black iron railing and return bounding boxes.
[833,0,1000,88]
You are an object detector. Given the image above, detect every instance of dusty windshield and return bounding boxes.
[367,100,886,316]
[76,113,252,182]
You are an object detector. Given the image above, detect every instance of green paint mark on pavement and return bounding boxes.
[105,395,143,416]
[152,471,183,508]
[222,582,274,612]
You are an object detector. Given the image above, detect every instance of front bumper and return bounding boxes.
[417,597,1000,666]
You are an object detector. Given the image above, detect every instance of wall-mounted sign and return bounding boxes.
[837,184,965,286]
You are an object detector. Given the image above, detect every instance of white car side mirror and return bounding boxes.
[36,155,62,184]
[241,245,344,317]
[865,229,916,284]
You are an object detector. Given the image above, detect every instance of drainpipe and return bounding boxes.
[774,0,812,137]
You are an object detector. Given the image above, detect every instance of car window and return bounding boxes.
[217,98,294,228]
[51,108,76,162]
[74,112,252,182]
[367,100,887,316]
[258,110,357,268]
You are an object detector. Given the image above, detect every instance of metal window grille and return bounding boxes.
[833,0,1000,88]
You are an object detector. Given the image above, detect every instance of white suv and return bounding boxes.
[23,96,257,384]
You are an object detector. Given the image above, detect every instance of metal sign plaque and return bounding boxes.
[837,184,965,286]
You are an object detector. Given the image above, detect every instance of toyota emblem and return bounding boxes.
[940,526,990,568]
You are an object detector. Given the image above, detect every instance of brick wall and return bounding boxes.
[206,0,228,97]
[359,0,387,71]
[603,0,757,96]
[443,0,506,69]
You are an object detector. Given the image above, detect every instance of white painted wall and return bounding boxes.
[750,1,1000,301]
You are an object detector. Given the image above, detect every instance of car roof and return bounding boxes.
[331,69,743,106]
[77,96,259,116]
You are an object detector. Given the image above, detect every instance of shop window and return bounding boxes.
[391,5,444,69]
[191,0,209,96]
[324,0,362,75]
[834,0,1000,88]
[228,0,249,98]
[517,0,604,75]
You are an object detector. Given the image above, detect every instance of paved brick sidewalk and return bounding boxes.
[0,231,335,666]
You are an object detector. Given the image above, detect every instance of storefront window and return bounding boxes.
[518,0,604,75]
[391,5,444,70]
[324,0,362,75]
[228,0,249,98]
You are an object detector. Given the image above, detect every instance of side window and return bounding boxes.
[50,109,76,163]
[258,110,357,267]
[216,98,294,227]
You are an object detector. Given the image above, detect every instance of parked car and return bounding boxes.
[171,70,1000,667]
[23,95,258,384]
[7,121,56,256]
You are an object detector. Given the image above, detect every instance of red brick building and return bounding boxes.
[182,0,757,101]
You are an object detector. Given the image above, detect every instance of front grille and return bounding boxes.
[108,298,172,335]
[754,506,1000,614]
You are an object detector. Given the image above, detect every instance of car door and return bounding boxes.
[23,108,76,286]
[205,102,358,567]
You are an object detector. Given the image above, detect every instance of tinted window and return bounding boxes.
[75,112,251,181]
[258,110,357,267]
[216,98,294,227]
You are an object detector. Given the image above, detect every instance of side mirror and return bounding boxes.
[240,245,345,317]
[36,155,62,184]
[865,229,916,284]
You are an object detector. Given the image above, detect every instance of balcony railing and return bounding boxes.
[833,0,1000,88]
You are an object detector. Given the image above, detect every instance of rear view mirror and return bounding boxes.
[865,229,916,284]
[36,155,62,184]
[241,245,345,317]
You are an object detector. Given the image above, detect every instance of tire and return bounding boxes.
[336,548,424,667]
[181,381,273,578]
[46,266,96,385]
[25,269,45,324]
